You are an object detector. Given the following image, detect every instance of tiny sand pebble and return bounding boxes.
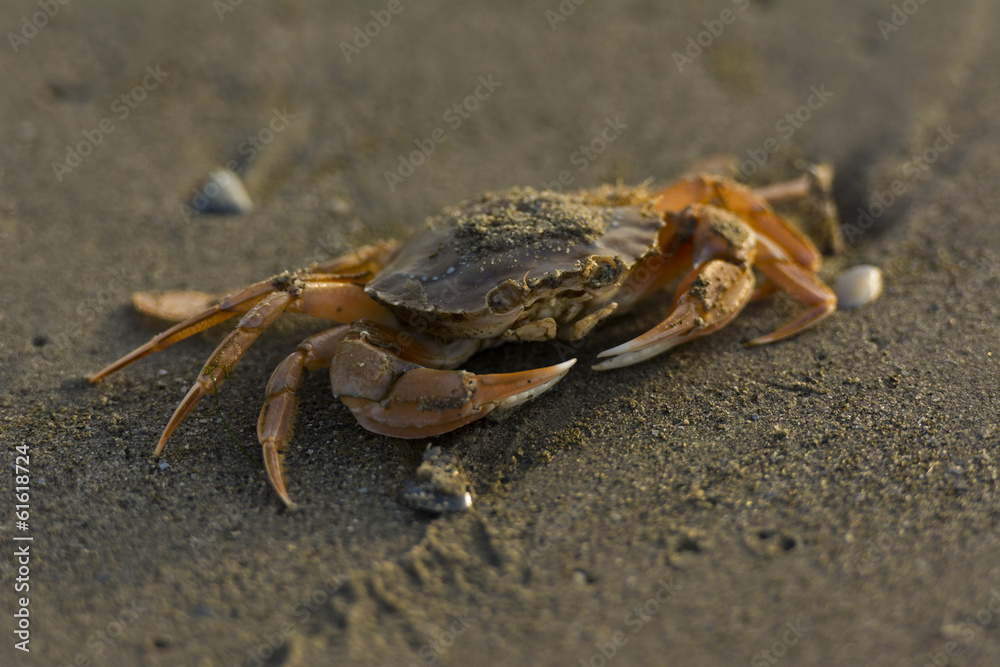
[835,265,883,309]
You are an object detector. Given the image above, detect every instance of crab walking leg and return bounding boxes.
[154,291,294,456]
[131,245,401,325]
[257,326,350,506]
[88,241,399,384]
[310,241,400,277]
[87,277,281,382]
[132,290,222,323]
[744,235,836,346]
[87,266,396,383]
[594,205,757,370]
[652,176,821,272]
[610,243,694,314]
[152,283,396,456]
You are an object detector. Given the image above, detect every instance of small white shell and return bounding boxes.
[191,167,254,214]
[835,265,883,309]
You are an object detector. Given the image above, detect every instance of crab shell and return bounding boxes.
[366,186,666,341]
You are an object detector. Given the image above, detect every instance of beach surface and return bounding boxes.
[1,1,999,665]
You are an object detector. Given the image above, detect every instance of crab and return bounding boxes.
[88,171,837,506]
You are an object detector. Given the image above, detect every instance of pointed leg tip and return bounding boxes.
[152,440,168,458]
[265,472,295,509]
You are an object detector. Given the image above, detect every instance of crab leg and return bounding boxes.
[88,278,391,386]
[87,243,399,384]
[594,260,754,370]
[86,278,280,382]
[652,175,821,271]
[148,281,397,455]
[262,353,574,505]
[743,234,836,346]
[257,326,351,506]
[310,241,399,276]
[340,362,575,439]
[154,291,293,454]
[596,198,837,369]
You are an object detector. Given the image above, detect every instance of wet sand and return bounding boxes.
[2,1,999,665]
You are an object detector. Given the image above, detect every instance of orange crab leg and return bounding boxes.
[652,175,821,272]
[256,318,480,505]
[148,281,396,456]
[330,320,576,438]
[86,278,280,382]
[743,235,836,346]
[155,290,294,455]
[257,326,351,506]
[87,243,399,384]
[611,242,694,313]
[596,199,836,369]
[310,241,399,277]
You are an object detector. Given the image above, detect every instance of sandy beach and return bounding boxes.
[2,1,999,665]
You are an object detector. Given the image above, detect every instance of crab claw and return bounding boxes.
[339,360,577,439]
[593,260,754,370]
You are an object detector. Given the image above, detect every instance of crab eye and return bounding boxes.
[586,257,623,288]
[487,281,522,313]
